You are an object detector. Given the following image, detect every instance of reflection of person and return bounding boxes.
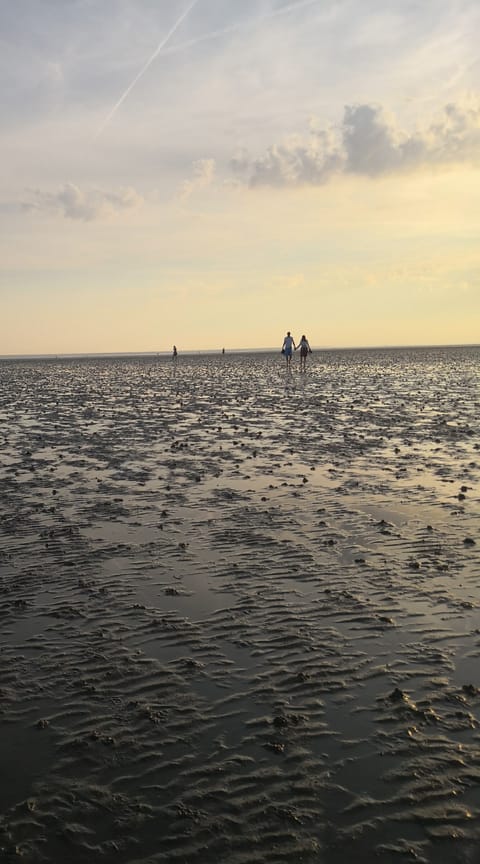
[296,334,312,371]
[282,331,296,367]
[172,345,178,361]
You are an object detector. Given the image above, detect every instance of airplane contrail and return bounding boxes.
[95,0,322,138]
[95,0,199,138]
[159,0,324,58]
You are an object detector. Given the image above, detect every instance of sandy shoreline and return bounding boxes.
[1,346,479,863]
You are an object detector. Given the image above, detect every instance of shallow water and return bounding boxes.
[0,346,479,863]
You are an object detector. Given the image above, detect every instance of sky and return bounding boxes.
[1,0,479,354]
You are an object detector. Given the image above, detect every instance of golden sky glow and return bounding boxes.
[1,1,479,353]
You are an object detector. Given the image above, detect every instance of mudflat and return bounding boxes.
[1,346,479,863]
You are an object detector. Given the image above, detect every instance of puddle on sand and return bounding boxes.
[0,706,58,812]
[82,521,160,545]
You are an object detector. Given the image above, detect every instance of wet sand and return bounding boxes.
[0,346,479,863]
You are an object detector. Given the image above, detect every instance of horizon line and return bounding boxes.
[0,342,478,361]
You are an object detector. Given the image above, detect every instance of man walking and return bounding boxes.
[282,331,296,368]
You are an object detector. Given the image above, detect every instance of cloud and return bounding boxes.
[343,104,404,175]
[178,158,216,200]
[22,183,143,220]
[231,97,480,186]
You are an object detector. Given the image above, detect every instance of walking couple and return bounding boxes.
[282,331,312,371]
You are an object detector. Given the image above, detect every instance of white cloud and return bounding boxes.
[22,183,143,220]
[231,97,480,186]
[178,158,216,200]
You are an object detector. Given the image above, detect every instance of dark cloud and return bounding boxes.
[343,104,403,175]
[22,183,143,220]
[231,99,480,186]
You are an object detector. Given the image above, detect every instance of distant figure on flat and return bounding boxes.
[222,347,225,355]
[282,331,296,367]
[172,345,178,361]
[296,334,312,371]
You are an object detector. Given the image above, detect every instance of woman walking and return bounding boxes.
[296,335,312,371]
